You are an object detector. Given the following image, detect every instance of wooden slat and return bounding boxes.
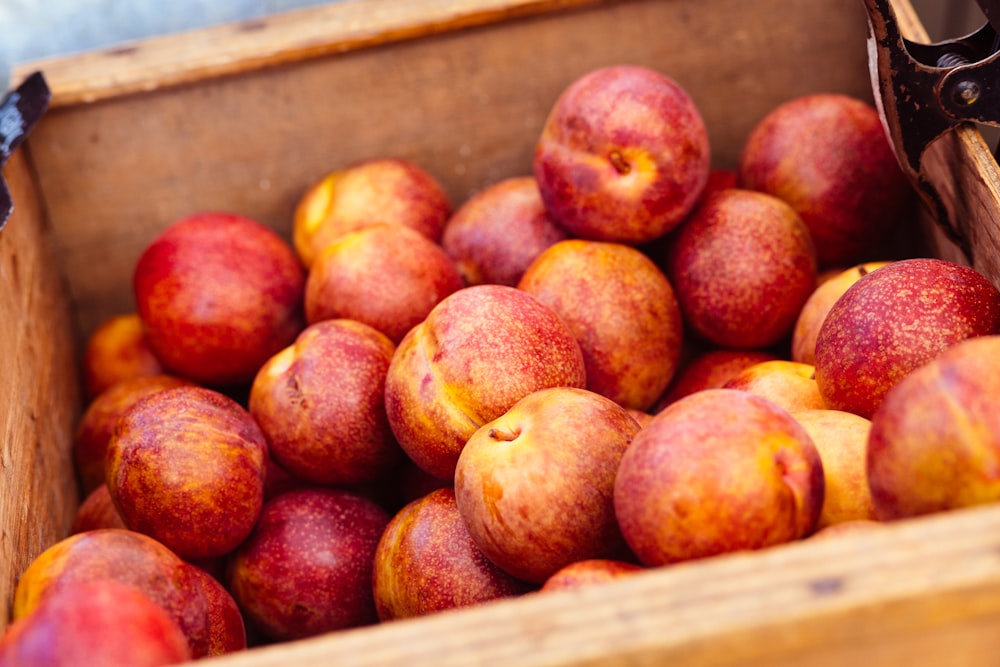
[198,504,1000,667]
[9,0,611,108]
[0,151,80,630]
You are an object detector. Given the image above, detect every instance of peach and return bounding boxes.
[455,387,640,583]
[80,313,166,401]
[184,564,246,656]
[791,261,892,365]
[73,373,195,496]
[867,335,1000,519]
[13,529,211,658]
[534,64,710,244]
[540,559,643,592]
[384,284,587,481]
[70,484,127,534]
[654,347,781,411]
[106,386,267,561]
[0,580,191,667]
[227,488,390,641]
[304,223,463,344]
[441,176,567,286]
[517,239,684,411]
[292,157,451,268]
[372,487,531,621]
[814,258,1000,419]
[249,319,401,486]
[614,388,824,566]
[640,167,741,272]
[663,189,818,348]
[722,360,826,413]
[791,408,877,529]
[133,211,305,388]
[739,93,914,268]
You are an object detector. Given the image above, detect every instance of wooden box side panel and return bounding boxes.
[0,151,81,629]
[21,0,871,348]
[202,503,1000,667]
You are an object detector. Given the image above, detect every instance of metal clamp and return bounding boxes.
[863,0,1000,256]
[0,72,51,231]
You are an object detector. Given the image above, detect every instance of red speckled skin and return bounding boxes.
[0,579,191,667]
[540,559,644,592]
[372,487,532,621]
[384,284,587,481]
[814,258,1000,420]
[664,189,818,349]
[738,93,914,269]
[613,389,825,567]
[226,488,390,642]
[791,261,893,366]
[534,64,710,245]
[304,224,464,344]
[455,387,641,584]
[867,335,1000,520]
[517,239,684,412]
[73,373,195,497]
[442,176,568,287]
[12,529,211,658]
[249,319,402,486]
[133,211,306,388]
[106,386,267,561]
[184,563,247,656]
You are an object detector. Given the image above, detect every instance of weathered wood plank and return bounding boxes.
[0,151,80,629]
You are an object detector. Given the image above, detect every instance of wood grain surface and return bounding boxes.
[0,152,81,630]
[198,503,1000,667]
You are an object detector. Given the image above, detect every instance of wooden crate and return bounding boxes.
[5,0,1000,665]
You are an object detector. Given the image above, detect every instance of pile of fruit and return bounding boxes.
[5,62,1000,666]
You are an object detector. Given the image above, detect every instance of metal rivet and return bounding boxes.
[953,79,981,106]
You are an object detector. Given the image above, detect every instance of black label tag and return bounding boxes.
[0,72,51,231]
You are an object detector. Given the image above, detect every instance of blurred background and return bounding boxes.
[0,0,990,92]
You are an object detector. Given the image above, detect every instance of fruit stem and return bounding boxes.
[608,150,631,175]
[488,426,520,442]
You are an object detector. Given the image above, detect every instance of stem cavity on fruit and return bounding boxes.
[608,150,631,175]
[488,426,520,442]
